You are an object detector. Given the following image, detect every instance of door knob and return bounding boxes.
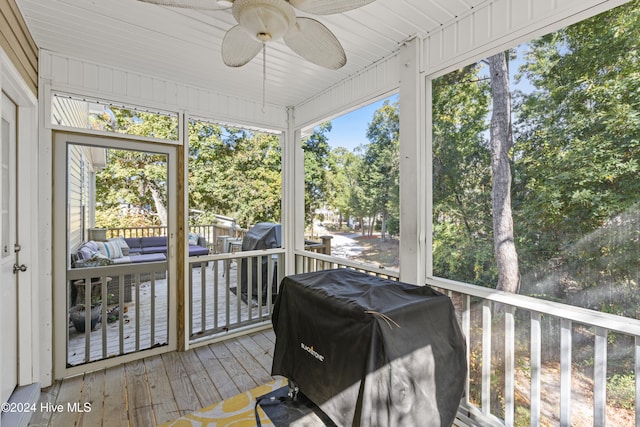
[13,264,27,274]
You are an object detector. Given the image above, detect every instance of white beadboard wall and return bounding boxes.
[425,0,630,76]
[39,50,288,132]
[294,0,628,128]
[293,52,401,130]
[37,0,628,133]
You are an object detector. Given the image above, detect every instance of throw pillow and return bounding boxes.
[188,232,199,246]
[96,240,123,259]
[109,236,130,256]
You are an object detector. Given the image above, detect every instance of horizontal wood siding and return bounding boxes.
[40,51,288,132]
[0,0,37,96]
[67,145,85,253]
[51,96,88,128]
[425,0,629,75]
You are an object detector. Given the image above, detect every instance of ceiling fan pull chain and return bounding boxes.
[262,42,266,113]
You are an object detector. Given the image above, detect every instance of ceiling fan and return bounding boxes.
[138,0,376,70]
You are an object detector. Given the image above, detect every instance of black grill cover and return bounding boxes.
[240,223,281,303]
[271,269,467,427]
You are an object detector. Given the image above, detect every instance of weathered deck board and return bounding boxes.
[31,330,276,427]
[102,365,129,427]
[124,359,155,427]
[237,334,273,373]
[77,369,105,427]
[46,374,83,427]
[193,345,236,400]
[209,340,258,392]
[176,349,222,408]
[144,355,179,424]
[160,352,201,416]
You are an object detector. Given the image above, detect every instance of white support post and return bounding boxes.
[505,306,515,426]
[462,295,471,405]
[282,106,304,276]
[636,336,640,427]
[482,300,492,415]
[398,35,427,285]
[593,327,607,426]
[530,312,541,427]
[560,318,572,427]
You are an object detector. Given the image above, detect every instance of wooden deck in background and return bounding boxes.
[67,260,266,366]
[31,329,276,427]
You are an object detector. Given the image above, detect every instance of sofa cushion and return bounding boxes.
[188,245,209,257]
[124,237,141,248]
[140,236,167,248]
[130,253,166,263]
[142,246,167,254]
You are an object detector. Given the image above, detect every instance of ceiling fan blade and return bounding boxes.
[222,25,263,67]
[284,17,346,69]
[288,0,376,15]
[137,0,229,10]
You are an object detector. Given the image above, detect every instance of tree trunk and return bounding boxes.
[380,211,387,242]
[488,52,520,293]
[149,183,168,226]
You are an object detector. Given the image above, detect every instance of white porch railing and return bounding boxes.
[297,251,640,427]
[188,248,285,342]
[66,261,169,366]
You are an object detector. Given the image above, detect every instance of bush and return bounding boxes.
[607,374,635,410]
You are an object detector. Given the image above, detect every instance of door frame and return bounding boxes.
[0,49,39,391]
[52,131,178,378]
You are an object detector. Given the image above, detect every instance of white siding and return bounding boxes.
[424,0,630,76]
[39,51,288,132]
[294,52,401,129]
[67,144,87,252]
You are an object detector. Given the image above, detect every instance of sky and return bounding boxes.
[324,94,399,152]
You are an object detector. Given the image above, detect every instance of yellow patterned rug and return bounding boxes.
[159,377,288,427]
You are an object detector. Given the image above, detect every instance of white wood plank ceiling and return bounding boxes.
[16,0,488,108]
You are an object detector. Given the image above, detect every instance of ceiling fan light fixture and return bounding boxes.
[232,0,296,42]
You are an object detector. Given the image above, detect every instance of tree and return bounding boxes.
[95,109,175,228]
[488,52,520,293]
[303,122,332,228]
[188,125,282,228]
[432,65,494,286]
[514,0,640,269]
[362,100,400,241]
[326,147,361,228]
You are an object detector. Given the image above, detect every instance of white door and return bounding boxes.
[0,93,18,405]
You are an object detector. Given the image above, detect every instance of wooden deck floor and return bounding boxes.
[31,329,277,427]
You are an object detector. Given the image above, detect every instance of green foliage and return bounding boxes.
[326,147,362,226]
[95,148,168,227]
[95,114,281,230]
[432,64,495,285]
[303,122,332,225]
[93,108,177,229]
[607,374,635,410]
[361,100,400,239]
[514,1,640,269]
[187,121,281,228]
